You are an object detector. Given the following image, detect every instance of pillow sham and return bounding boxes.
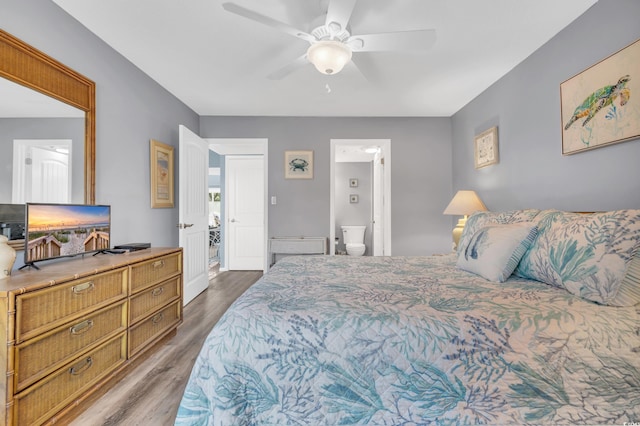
[515,209,640,306]
[457,222,538,282]
[457,209,541,256]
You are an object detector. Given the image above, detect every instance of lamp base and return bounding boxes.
[452,216,468,251]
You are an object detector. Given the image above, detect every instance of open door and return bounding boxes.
[178,125,210,305]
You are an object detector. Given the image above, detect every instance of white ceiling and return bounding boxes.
[51,0,597,117]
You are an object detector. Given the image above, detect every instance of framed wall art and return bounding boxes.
[284,150,313,179]
[474,126,499,169]
[561,38,639,155]
[349,178,358,187]
[350,194,359,203]
[150,139,174,208]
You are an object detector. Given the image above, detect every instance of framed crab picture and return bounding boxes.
[284,150,313,179]
[561,38,640,155]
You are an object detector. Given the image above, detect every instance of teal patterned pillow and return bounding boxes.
[457,209,541,256]
[515,209,640,306]
[457,223,538,282]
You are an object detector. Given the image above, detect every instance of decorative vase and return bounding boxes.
[0,235,17,280]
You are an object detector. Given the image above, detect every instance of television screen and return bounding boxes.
[24,203,111,265]
[0,204,25,241]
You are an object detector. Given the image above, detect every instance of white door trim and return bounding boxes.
[206,138,269,273]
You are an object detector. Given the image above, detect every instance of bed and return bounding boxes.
[175,209,640,425]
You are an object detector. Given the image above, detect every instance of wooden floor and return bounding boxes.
[68,268,262,426]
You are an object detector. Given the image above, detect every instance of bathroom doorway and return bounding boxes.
[330,139,391,256]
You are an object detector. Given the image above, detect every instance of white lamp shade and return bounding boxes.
[443,190,487,216]
[307,41,352,75]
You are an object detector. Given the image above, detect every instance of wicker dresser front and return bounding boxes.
[0,247,183,426]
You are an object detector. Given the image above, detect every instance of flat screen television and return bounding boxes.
[24,203,111,267]
[0,204,25,241]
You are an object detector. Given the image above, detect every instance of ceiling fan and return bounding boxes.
[221,0,437,79]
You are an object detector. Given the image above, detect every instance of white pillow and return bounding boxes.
[457,222,538,282]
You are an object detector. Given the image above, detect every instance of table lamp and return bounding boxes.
[443,190,487,249]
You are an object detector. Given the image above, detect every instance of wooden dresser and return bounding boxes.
[0,247,183,425]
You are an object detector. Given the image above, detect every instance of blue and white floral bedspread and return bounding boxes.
[175,255,640,425]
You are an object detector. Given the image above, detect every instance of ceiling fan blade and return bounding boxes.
[267,54,309,80]
[325,0,358,32]
[222,2,315,43]
[348,29,436,52]
[350,54,379,84]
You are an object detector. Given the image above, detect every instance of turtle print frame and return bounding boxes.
[561,38,640,155]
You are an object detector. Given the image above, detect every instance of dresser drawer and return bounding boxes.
[129,252,181,294]
[129,276,181,325]
[15,268,128,342]
[14,301,127,393]
[14,333,127,426]
[128,300,181,357]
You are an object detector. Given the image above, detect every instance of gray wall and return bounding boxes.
[3,0,199,262]
[451,0,640,211]
[335,162,372,254]
[0,117,85,203]
[8,0,631,266]
[200,117,453,256]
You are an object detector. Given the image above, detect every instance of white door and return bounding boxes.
[31,147,70,203]
[178,125,210,305]
[12,139,72,204]
[226,155,264,270]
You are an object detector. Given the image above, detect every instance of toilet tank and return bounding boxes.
[341,225,366,244]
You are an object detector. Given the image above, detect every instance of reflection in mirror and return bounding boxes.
[0,29,96,251]
[0,204,25,241]
[0,78,85,204]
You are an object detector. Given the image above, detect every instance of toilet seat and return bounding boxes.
[346,243,365,256]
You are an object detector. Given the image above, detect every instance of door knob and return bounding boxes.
[230,218,237,223]
[176,223,194,229]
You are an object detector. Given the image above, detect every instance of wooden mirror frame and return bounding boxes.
[0,29,95,250]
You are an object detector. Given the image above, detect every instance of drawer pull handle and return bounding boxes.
[152,287,164,297]
[152,260,165,269]
[69,357,93,375]
[72,281,95,294]
[70,319,94,335]
[152,312,164,324]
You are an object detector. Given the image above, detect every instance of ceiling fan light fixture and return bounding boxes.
[307,40,352,75]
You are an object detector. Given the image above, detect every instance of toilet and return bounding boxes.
[341,225,366,256]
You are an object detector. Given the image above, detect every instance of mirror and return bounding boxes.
[0,29,96,250]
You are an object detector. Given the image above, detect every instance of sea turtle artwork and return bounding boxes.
[289,158,309,173]
[564,74,631,130]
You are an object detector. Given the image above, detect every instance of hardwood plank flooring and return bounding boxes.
[68,268,262,426]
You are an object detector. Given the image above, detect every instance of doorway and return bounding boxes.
[330,139,391,256]
[208,169,221,267]
[207,138,268,272]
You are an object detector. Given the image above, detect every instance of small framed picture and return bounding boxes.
[284,150,313,179]
[150,139,174,208]
[474,126,499,169]
[349,178,358,188]
[350,194,359,203]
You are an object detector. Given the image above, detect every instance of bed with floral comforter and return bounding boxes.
[175,232,640,425]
